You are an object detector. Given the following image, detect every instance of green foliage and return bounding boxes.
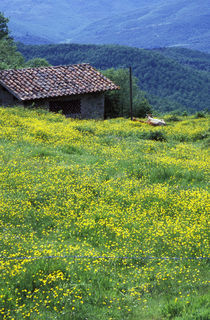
[161,294,210,320]
[166,115,181,122]
[145,130,167,142]
[153,47,210,72]
[0,12,24,69]
[0,12,9,40]
[103,68,152,118]
[25,57,50,68]
[0,38,25,69]
[194,111,206,118]
[17,43,210,113]
[182,111,188,117]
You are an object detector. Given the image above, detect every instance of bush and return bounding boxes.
[161,300,183,319]
[194,111,206,118]
[167,115,181,122]
[182,111,188,116]
[145,130,167,141]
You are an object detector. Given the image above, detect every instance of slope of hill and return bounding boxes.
[0,106,209,319]
[18,43,210,112]
[1,0,210,51]
[151,47,210,72]
[70,0,210,52]
[0,0,142,44]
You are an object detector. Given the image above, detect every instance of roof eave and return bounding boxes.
[0,80,22,101]
[18,86,120,101]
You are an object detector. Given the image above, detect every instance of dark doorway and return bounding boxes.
[49,99,81,115]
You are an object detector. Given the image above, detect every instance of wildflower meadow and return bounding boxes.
[0,107,209,319]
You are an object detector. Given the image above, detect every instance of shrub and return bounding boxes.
[194,111,206,118]
[75,126,95,135]
[161,300,183,319]
[167,115,181,122]
[145,130,167,141]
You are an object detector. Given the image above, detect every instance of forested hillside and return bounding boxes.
[18,43,210,113]
[152,47,210,72]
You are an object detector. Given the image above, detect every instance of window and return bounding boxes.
[49,99,81,115]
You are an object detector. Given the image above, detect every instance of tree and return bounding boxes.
[0,38,25,70]
[0,12,9,40]
[25,58,50,68]
[102,68,152,118]
[0,12,49,70]
[0,12,24,69]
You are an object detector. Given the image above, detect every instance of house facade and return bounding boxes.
[0,64,119,119]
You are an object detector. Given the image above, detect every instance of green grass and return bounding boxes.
[0,107,209,319]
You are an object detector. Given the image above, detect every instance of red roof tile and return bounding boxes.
[0,64,119,101]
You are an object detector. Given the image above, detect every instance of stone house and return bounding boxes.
[0,64,119,119]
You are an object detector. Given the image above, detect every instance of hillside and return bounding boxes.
[1,0,210,51]
[0,0,143,44]
[18,43,210,113]
[70,0,210,53]
[152,47,210,72]
[0,106,209,319]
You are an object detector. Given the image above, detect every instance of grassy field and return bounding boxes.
[0,107,209,319]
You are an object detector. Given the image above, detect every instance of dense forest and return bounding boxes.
[152,47,210,72]
[18,43,210,113]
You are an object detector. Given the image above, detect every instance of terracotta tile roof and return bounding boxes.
[0,64,119,101]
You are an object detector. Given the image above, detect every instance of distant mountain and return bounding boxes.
[18,43,210,113]
[1,0,210,51]
[70,0,210,53]
[0,0,142,44]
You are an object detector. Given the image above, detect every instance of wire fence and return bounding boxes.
[1,254,209,261]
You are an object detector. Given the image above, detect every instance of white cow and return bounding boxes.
[147,114,166,126]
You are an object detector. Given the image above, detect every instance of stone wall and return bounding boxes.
[81,93,104,119]
[0,86,105,119]
[26,93,105,119]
